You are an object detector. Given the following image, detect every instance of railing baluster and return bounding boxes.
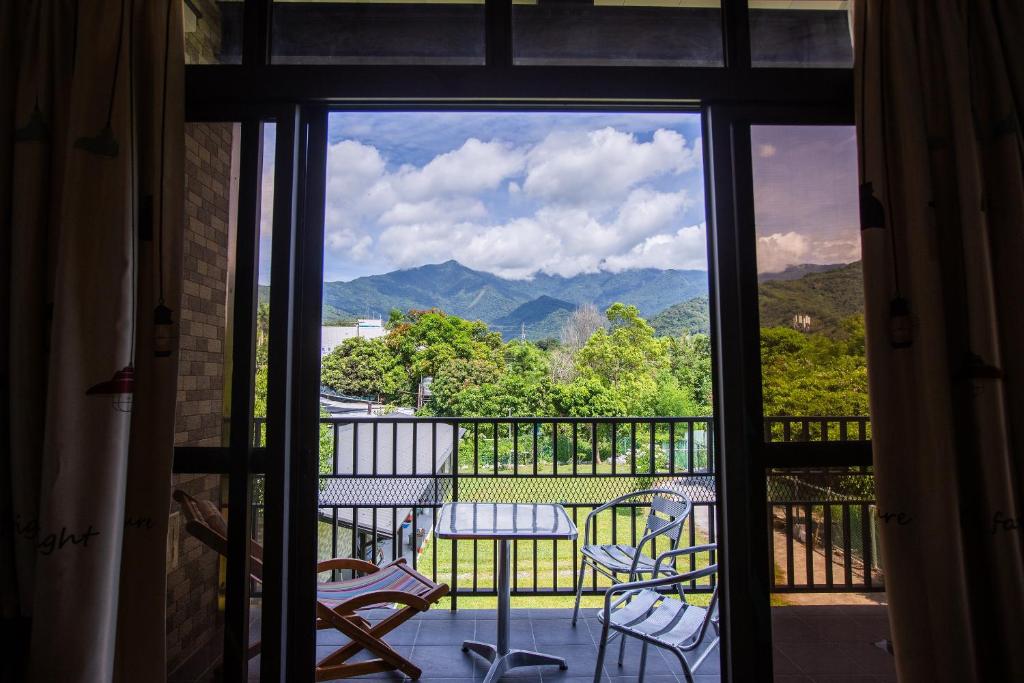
[611,422,617,475]
[842,505,853,586]
[552,421,558,476]
[688,420,695,471]
[649,421,655,474]
[767,502,776,590]
[805,503,814,587]
[630,422,637,475]
[331,507,339,580]
[392,422,398,475]
[669,421,675,474]
[353,423,359,476]
[411,508,418,571]
[533,421,539,476]
[572,422,578,476]
[333,422,340,474]
[823,503,834,587]
[391,508,398,562]
[785,505,795,588]
[372,421,378,476]
[513,421,519,477]
[861,503,873,588]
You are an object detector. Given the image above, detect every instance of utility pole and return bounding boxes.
[520,323,526,340]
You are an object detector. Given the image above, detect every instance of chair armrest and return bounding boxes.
[653,543,717,576]
[317,557,381,575]
[603,564,718,613]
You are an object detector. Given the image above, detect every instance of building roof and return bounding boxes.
[320,417,462,537]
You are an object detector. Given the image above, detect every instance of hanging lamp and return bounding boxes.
[86,365,135,412]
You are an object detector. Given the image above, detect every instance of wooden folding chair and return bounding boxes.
[173,490,450,681]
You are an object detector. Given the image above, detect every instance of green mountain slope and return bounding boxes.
[758,261,864,334]
[651,295,710,336]
[320,260,709,338]
[493,295,575,340]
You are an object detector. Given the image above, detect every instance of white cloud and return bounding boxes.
[523,127,700,205]
[756,231,860,273]
[603,223,708,272]
[392,138,524,200]
[378,198,487,226]
[321,125,708,280]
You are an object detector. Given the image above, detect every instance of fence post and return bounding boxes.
[450,419,459,611]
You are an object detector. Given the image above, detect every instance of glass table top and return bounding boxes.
[434,502,578,541]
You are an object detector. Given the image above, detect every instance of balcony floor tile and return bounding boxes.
[233,605,898,683]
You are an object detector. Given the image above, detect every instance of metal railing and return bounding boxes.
[251,414,881,602]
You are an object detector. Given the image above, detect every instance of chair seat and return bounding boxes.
[318,561,435,610]
[603,589,709,650]
[582,544,659,574]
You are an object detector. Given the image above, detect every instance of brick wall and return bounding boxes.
[168,0,235,677]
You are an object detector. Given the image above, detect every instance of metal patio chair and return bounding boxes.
[572,488,693,626]
[593,544,719,683]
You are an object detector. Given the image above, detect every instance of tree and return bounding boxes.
[760,316,869,417]
[574,304,669,409]
[666,333,713,415]
[321,337,408,401]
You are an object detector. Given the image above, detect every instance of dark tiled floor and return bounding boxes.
[234,605,894,683]
[249,608,720,683]
[772,605,896,683]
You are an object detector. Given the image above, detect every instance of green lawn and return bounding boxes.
[415,476,716,610]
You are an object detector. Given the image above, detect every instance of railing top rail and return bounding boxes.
[311,415,714,425]
[763,416,870,421]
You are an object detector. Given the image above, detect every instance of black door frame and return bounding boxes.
[705,103,872,681]
[176,2,860,680]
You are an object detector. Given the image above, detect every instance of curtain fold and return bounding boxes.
[2,1,184,681]
[854,1,1024,681]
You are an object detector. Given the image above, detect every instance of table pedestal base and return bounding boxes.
[462,640,567,683]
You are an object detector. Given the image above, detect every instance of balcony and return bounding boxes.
[252,414,881,599]
[222,415,892,682]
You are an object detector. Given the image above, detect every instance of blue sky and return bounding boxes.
[258,114,859,284]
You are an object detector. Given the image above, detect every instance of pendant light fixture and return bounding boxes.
[75,0,125,159]
[152,0,177,360]
[153,303,175,357]
[14,102,48,143]
[87,365,135,412]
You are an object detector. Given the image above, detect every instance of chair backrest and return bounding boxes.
[173,489,264,582]
[644,492,692,547]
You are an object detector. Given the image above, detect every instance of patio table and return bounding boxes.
[435,502,578,683]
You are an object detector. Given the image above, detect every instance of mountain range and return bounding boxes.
[317,260,710,338]
[260,259,862,340]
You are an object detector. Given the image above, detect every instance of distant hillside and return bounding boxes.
[320,260,709,340]
[494,296,575,340]
[758,261,863,334]
[651,295,710,337]
[759,263,847,283]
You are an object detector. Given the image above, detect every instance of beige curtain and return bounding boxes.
[854,1,1024,681]
[1,1,184,681]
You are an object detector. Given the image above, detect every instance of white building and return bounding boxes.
[321,318,386,355]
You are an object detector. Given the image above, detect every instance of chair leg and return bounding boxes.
[572,560,589,626]
[638,642,649,683]
[671,649,695,683]
[617,572,635,666]
[593,620,611,683]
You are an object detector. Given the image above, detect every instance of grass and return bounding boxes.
[414,474,715,610]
